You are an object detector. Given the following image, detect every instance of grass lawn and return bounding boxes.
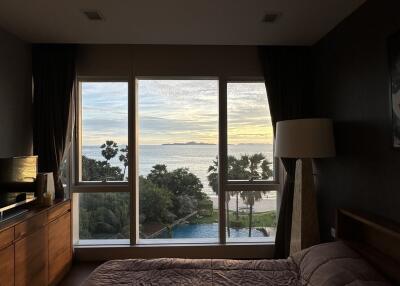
[189,209,277,228]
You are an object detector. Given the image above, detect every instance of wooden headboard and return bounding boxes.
[336,209,400,284]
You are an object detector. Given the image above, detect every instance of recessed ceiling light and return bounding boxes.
[83,10,105,21]
[263,12,282,23]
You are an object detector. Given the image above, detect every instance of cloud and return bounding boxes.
[140,116,216,132]
[81,80,273,146]
[137,80,220,144]
[82,82,128,145]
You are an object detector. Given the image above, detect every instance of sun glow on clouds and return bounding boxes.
[228,82,273,145]
[82,80,273,146]
[138,80,218,145]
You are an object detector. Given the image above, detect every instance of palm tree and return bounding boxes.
[119,145,129,180]
[100,140,119,182]
[228,155,250,219]
[207,157,232,237]
[240,153,273,236]
[240,190,266,237]
[249,153,265,179]
[261,160,273,179]
[207,153,273,237]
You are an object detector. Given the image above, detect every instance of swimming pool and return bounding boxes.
[157,223,267,239]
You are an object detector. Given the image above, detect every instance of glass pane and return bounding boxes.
[81,82,129,182]
[78,192,130,243]
[227,82,274,181]
[137,79,219,242]
[226,190,277,242]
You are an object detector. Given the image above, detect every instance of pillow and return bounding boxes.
[291,241,392,286]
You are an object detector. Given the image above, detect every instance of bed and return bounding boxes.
[83,209,400,286]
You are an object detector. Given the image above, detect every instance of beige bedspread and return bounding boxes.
[83,241,392,286]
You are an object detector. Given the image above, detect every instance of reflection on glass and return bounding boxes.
[60,155,69,192]
[226,190,277,242]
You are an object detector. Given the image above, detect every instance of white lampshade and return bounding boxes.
[275,118,335,158]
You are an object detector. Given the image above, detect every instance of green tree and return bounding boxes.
[261,160,273,179]
[207,157,232,236]
[100,140,119,182]
[240,153,272,236]
[139,176,174,224]
[82,155,123,181]
[119,145,129,180]
[207,153,273,237]
[147,164,211,219]
[228,155,251,220]
[147,164,169,187]
[79,192,130,239]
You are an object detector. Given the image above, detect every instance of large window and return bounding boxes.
[73,79,277,245]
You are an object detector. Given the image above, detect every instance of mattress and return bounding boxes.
[83,241,392,286]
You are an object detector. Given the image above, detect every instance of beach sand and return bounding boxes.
[210,194,277,213]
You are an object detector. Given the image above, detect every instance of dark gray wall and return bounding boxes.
[313,0,400,240]
[0,28,32,157]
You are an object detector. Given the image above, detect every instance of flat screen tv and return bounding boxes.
[0,156,38,218]
[0,156,37,183]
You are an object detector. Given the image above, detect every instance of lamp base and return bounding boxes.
[290,158,320,255]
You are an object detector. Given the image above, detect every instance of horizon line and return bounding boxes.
[82,143,273,147]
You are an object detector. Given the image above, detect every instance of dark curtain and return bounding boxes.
[259,46,314,258]
[32,45,75,199]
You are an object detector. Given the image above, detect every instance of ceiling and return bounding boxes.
[0,0,365,45]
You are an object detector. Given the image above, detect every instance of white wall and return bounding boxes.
[0,28,32,157]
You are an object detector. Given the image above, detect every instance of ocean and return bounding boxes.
[82,144,274,195]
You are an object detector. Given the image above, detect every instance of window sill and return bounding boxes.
[71,183,129,193]
[74,241,275,261]
[75,236,275,246]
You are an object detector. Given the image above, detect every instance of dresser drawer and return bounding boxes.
[0,244,14,286]
[0,227,14,250]
[48,212,71,285]
[15,212,47,240]
[48,201,71,223]
[15,226,48,286]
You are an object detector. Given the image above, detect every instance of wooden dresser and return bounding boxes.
[0,200,72,286]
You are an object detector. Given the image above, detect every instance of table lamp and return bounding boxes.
[275,118,335,254]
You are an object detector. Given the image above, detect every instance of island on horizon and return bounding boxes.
[162,141,216,146]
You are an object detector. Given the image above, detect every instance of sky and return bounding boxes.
[82,80,273,146]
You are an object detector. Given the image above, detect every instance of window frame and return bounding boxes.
[72,77,132,244]
[73,77,131,193]
[72,76,280,246]
[224,79,279,187]
[219,78,279,244]
[135,76,220,244]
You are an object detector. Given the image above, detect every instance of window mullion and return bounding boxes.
[130,78,137,245]
[219,78,227,244]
